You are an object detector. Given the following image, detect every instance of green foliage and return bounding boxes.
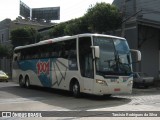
[11,27,37,48]
[49,3,121,37]
[0,45,9,58]
[49,17,90,38]
[85,2,122,33]
[65,17,89,35]
[49,23,66,38]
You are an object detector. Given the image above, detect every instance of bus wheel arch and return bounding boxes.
[70,78,81,98]
[19,75,25,87]
[25,75,30,88]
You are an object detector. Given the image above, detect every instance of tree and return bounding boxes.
[49,17,89,37]
[0,45,9,58]
[48,2,122,38]
[84,2,122,33]
[65,17,89,35]
[49,23,67,38]
[11,27,37,48]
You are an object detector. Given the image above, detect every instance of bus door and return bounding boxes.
[79,37,94,93]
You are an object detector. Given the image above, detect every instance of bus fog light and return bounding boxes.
[130,80,133,84]
[96,79,107,85]
[127,80,133,86]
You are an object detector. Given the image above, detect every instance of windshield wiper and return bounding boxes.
[114,52,131,74]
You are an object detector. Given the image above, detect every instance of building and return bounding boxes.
[0,17,54,45]
[0,17,54,75]
[113,0,160,78]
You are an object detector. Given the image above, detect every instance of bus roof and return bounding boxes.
[14,33,125,51]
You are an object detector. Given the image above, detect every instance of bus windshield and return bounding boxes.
[93,36,132,76]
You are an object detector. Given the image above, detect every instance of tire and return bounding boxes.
[144,85,149,89]
[103,94,112,98]
[25,77,30,88]
[19,76,25,87]
[71,81,80,98]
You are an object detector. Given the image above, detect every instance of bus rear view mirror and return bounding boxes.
[130,49,141,62]
[91,46,100,58]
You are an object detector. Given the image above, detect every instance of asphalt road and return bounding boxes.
[0,81,160,120]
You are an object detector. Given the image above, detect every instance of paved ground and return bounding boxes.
[0,81,160,120]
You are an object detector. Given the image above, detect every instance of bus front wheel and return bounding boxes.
[103,94,112,98]
[71,81,80,98]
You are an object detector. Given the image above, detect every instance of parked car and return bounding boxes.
[0,70,9,82]
[133,72,154,88]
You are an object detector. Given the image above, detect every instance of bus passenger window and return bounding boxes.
[68,50,77,70]
[67,39,77,70]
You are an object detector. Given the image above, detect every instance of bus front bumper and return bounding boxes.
[93,82,133,95]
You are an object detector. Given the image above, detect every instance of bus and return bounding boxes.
[12,33,141,97]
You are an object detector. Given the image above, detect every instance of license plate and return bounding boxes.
[114,88,120,91]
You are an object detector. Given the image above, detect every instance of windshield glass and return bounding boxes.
[94,36,132,76]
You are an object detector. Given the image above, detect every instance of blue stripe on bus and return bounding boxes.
[18,59,53,87]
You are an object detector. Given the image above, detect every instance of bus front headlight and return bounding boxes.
[96,79,107,85]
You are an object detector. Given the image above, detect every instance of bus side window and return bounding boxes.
[68,39,77,70]
[51,44,58,58]
[51,52,58,58]
[68,50,77,70]
[21,55,24,60]
[34,54,38,59]
[45,52,49,58]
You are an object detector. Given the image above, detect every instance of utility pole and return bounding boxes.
[121,0,127,37]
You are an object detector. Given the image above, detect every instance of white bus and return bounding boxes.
[12,33,141,97]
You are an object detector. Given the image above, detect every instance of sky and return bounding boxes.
[0,0,113,23]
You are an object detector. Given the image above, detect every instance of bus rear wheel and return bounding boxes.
[19,76,25,87]
[25,76,30,88]
[71,81,80,98]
